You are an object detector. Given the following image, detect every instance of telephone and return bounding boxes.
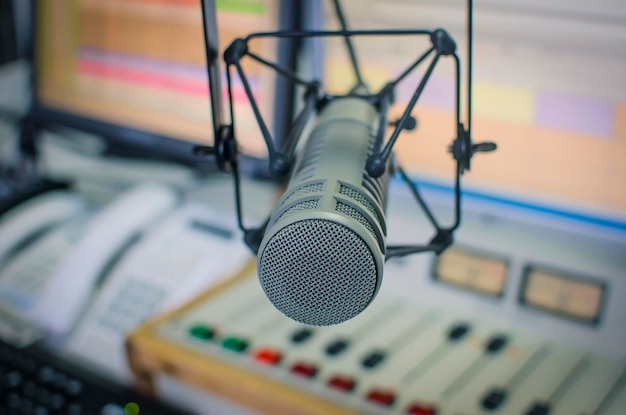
[62,203,251,382]
[0,183,179,338]
[29,183,181,337]
[0,215,89,316]
[0,190,90,267]
[0,179,251,382]
[0,189,91,346]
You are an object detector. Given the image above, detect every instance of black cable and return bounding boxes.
[398,166,441,231]
[467,0,473,139]
[246,28,432,41]
[372,52,442,176]
[332,0,365,89]
[247,51,312,87]
[387,47,435,90]
[233,62,275,157]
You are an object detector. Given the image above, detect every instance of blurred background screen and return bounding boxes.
[35,0,278,157]
[321,0,626,231]
[33,0,626,232]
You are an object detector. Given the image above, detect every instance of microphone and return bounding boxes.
[257,96,391,326]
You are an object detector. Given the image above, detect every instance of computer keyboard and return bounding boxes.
[0,339,190,415]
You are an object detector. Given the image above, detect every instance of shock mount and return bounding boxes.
[194,0,497,258]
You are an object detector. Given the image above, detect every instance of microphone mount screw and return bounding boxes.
[449,125,497,174]
[269,153,293,177]
[366,155,387,178]
[224,38,248,64]
[430,29,456,56]
[389,115,417,131]
[430,229,454,254]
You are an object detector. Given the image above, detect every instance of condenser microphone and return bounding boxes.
[257,96,391,326]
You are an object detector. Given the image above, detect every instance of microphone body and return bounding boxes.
[257,97,391,326]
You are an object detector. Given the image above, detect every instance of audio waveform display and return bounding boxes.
[324,0,626,219]
[37,0,276,155]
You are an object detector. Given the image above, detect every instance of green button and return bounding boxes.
[189,324,214,341]
[222,336,248,352]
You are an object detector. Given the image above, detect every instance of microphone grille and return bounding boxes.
[335,201,382,251]
[277,199,320,221]
[339,184,382,224]
[258,219,378,326]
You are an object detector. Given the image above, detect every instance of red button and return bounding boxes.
[254,348,282,365]
[407,402,438,415]
[327,375,356,392]
[366,388,395,407]
[291,362,318,378]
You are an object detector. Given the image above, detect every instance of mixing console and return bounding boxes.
[127,262,626,415]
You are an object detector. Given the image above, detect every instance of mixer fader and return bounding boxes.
[128,262,626,415]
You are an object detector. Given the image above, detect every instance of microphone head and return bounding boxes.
[257,97,390,326]
[258,175,388,326]
[258,215,380,326]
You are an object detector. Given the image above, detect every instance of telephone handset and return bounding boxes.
[0,190,89,266]
[63,203,251,382]
[0,216,89,315]
[31,183,180,337]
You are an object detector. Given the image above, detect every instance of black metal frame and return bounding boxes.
[197,0,496,258]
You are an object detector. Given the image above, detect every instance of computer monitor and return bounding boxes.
[321,0,626,239]
[31,0,285,163]
[31,0,626,239]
